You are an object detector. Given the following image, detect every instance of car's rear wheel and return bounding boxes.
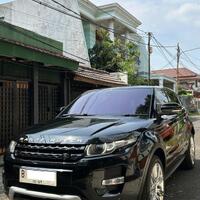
[182,135,195,169]
[142,155,165,200]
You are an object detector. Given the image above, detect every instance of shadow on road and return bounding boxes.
[165,159,200,200]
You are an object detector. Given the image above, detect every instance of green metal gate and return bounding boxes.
[0,80,30,153]
[39,84,61,123]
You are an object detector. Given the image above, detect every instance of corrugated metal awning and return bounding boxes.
[74,67,127,87]
[0,37,79,71]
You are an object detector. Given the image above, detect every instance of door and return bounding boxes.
[155,88,180,166]
[0,80,30,153]
[38,84,61,123]
[165,88,188,155]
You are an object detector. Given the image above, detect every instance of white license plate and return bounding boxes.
[19,168,57,187]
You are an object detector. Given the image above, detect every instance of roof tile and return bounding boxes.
[152,68,198,78]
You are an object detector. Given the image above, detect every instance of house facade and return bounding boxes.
[152,68,200,92]
[78,0,148,76]
[0,0,126,153]
[0,0,90,66]
[0,20,80,152]
[150,74,176,91]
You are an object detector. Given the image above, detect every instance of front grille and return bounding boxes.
[14,143,86,162]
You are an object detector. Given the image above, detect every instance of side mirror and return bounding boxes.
[158,102,183,115]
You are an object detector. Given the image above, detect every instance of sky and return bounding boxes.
[0,0,11,3]
[91,0,200,73]
[0,0,200,73]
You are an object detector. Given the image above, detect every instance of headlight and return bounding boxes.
[86,136,136,157]
[9,141,17,153]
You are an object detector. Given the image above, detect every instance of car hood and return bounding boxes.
[21,116,154,144]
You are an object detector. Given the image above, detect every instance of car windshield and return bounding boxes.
[60,88,153,117]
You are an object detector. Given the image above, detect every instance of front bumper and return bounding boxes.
[9,186,81,200]
[4,148,143,200]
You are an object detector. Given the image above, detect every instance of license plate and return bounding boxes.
[19,168,57,187]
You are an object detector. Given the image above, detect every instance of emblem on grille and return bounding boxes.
[63,153,70,160]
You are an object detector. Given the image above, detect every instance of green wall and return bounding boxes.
[0,21,63,54]
[0,61,61,84]
[0,21,79,71]
[0,61,32,79]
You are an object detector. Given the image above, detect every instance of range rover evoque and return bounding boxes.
[3,86,195,200]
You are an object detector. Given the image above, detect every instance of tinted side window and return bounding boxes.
[156,89,169,104]
[165,89,180,104]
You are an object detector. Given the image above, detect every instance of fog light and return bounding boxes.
[102,177,124,186]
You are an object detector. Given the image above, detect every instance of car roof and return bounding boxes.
[84,86,166,94]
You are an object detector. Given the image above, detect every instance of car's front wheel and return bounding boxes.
[142,155,165,200]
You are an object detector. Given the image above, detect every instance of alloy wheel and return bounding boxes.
[150,162,164,200]
[190,136,195,165]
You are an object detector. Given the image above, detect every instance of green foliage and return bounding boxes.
[128,73,154,86]
[178,90,192,96]
[178,89,193,96]
[89,29,140,74]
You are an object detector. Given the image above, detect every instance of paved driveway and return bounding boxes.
[0,116,200,200]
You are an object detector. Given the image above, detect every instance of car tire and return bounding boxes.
[141,155,165,200]
[182,134,195,170]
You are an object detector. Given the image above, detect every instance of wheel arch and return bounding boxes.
[137,142,166,200]
[137,146,166,200]
[191,126,195,136]
[154,148,166,170]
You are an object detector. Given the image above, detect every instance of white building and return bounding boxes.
[0,0,90,66]
[78,0,148,75]
[0,0,148,74]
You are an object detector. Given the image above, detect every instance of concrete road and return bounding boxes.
[0,116,200,200]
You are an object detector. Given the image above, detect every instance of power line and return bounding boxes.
[52,0,148,36]
[183,47,200,53]
[0,4,81,30]
[154,47,175,68]
[84,0,147,35]
[152,35,183,80]
[185,55,200,63]
[147,32,152,84]
[151,38,188,79]
[32,0,177,48]
[180,60,198,76]
[1,20,90,63]
[47,0,147,46]
[1,0,179,65]
[152,36,175,68]
[160,56,176,69]
[176,43,180,91]
[150,35,186,84]
[180,48,200,72]
[152,36,175,58]
[51,0,80,16]
[31,0,144,46]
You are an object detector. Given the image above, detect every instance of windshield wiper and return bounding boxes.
[122,114,148,117]
[61,113,94,117]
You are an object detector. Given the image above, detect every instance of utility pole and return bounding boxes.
[176,43,180,92]
[148,32,152,85]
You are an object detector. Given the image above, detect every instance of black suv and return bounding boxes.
[4,86,195,200]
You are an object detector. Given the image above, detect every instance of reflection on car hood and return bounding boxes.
[21,116,154,144]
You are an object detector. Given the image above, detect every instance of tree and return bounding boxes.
[89,29,140,75]
[128,73,155,86]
